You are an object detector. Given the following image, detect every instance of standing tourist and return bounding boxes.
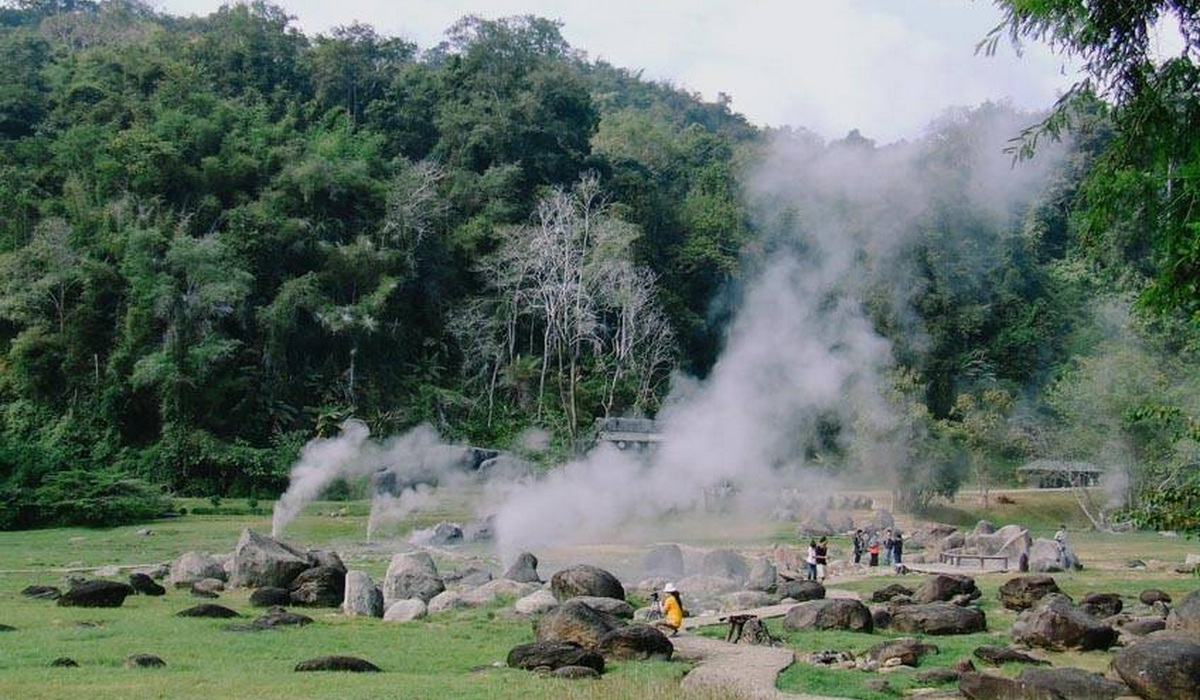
[868,532,881,567]
[815,536,829,582]
[852,529,865,564]
[805,540,818,581]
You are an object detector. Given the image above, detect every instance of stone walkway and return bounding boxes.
[673,590,862,700]
[672,634,848,700]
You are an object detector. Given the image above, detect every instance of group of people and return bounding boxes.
[804,537,829,581]
[852,527,903,569]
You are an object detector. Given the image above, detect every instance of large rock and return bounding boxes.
[229,530,310,589]
[515,589,559,615]
[427,590,466,614]
[966,524,1031,563]
[777,579,825,602]
[294,656,380,673]
[1028,537,1075,573]
[1167,589,1200,633]
[460,578,537,606]
[998,575,1062,611]
[535,599,623,649]
[191,578,225,598]
[383,599,427,622]
[699,549,749,582]
[169,552,227,588]
[289,566,345,607]
[507,641,604,673]
[1011,594,1117,651]
[973,645,1048,666]
[176,604,241,618]
[304,549,346,573]
[571,596,634,619]
[914,574,979,604]
[502,552,541,584]
[960,668,1126,700]
[864,637,939,667]
[642,544,684,578]
[1079,592,1122,618]
[676,574,742,600]
[129,573,166,596]
[1140,589,1172,606]
[870,583,914,603]
[1017,667,1127,700]
[890,603,986,635]
[1112,631,1200,700]
[745,558,776,592]
[382,552,445,605]
[550,565,625,602]
[249,586,291,608]
[57,580,134,608]
[21,585,61,600]
[597,624,673,660]
[342,571,383,618]
[721,590,778,611]
[783,599,873,633]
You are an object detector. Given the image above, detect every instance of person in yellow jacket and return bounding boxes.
[656,582,684,636]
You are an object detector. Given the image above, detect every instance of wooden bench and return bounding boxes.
[938,552,1009,569]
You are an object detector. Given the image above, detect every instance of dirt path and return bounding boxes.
[673,590,860,700]
[672,634,848,700]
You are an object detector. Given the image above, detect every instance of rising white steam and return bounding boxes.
[270,420,483,538]
[491,106,1068,561]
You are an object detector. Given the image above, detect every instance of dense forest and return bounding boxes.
[0,0,1196,532]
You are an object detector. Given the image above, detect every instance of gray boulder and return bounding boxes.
[383,598,427,622]
[129,573,165,596]
[342,571,383,618]
[382,552,444,605]
[125,654,166,668]
[783,599,873,632]
[744,558,776,592]
[777,579,825,602]
[1011,594,1117,651]
[1079,592,1122,618]
[1112,631,1200,700]
[503,552,541,584]
[514,589,559,615]
[535,599,623,649]
[294,656,380,673]
[57,580,134,608]
[571,596,634,619]
[915,574,979,604]
[642,544,684,578]
[1167,589,1200,633]
[507,641,604,673]
[427,590,466,614]
[890,603,986,635]
[864,637,939,667]
[229,529,310,589]
[973,645,1048,666]
[190,578,225,598]
[550,565,625,602]
[249,586,290,607]
[721,590,778,611]
[1140,589,1172,606]
[597,624,673,660]
[304,549,346,573]
[998,575,1062,611]
[169,552,227,588]
[870,583,914,603]
[289,566,345,607]
[176,604,241,618]
[699,549,748,582]
[1018,667,1127,700]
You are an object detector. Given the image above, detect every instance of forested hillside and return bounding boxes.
[0,0,1196,531]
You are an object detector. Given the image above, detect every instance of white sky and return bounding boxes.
[150,0,1085,143]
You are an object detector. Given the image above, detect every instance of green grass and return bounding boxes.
[1,492,1197,700]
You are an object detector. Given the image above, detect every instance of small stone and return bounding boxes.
[50,657,78,667]
[124,654,166,669]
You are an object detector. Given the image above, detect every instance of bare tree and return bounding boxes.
[466,173,675,436]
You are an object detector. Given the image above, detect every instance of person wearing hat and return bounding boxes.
[655,582,684,635]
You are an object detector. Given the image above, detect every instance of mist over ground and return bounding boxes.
[271,105,1069,564]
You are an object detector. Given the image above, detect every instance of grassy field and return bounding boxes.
[0,490,1196,700]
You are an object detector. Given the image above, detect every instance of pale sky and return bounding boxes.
[150,0,1086,143]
